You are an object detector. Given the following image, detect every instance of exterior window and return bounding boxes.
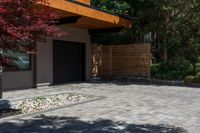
[2,50,31,72]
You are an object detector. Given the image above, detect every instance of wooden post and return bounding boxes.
[147,43,151,78]
[32,54,37,88]
[109,46,112,79]
[32,42,37,88]
[128,45,131,77]
[27,48,37,88]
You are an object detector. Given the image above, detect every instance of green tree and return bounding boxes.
[92,0,200,80]
[92,0,130,15]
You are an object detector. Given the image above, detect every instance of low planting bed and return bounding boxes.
[184,74,200,87]
[0,93,96,119]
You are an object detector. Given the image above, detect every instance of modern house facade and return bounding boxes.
[3,0,132,91]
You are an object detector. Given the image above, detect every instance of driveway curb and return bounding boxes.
[0,93,106,122]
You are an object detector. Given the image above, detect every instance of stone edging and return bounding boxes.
[9,92,100,102]
[127,77,184,86]
[185,83,200,88]
[0,93,106,122]
[126,77,200,87]
[91,77,200,88]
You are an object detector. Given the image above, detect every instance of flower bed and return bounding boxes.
[1,93,94,118]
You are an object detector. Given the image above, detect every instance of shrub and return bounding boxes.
[195,62,200,73]
[160,57,194,80]
[151,64,160,73]
[194,57,200,73]
[168,57,194,78]
[151,57,197,80]
[194,72,200,83]
[184,75,195,83]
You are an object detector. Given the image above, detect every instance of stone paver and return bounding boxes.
[1,82,200,133]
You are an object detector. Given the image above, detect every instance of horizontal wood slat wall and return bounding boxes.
[91,44,151,78]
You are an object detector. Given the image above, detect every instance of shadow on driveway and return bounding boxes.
[0,115,187,133]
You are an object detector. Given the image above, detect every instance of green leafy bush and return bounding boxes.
[184,75,195,83]
[184,73,200,83]
[151,57,194,80]
[195,62,200,73]
[194,72,200,83]
[193,58,200,81]
[151,63,160,76]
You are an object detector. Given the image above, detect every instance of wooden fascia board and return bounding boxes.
[47,0,132,28]
[73,0,91,5]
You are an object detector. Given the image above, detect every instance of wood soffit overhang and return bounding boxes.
[47,0,133,30]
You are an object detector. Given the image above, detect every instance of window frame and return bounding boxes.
[2,50,32,72]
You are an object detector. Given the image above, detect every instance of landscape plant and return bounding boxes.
[92,0,200,81]
[0,0,63,98]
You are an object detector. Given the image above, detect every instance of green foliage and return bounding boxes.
[92,0,130,15]
[151,57,194,80]
[194,72,200,83]
[194,58,200,73]
[185,73,200,83]
[92,0,200,80]
[184,76,195,83]
[151,63,160,78]
[184,59,200,83]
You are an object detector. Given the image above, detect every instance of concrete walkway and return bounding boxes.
[1,82,200,133]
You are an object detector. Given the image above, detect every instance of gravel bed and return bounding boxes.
[9,93,94,114]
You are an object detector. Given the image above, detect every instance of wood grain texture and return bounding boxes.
[76,0,91,5]
[47,0,132,29]
[91,44,151,78]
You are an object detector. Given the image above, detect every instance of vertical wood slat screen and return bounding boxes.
[91,44,151,78]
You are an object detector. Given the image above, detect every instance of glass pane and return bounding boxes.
[2,50,31,72]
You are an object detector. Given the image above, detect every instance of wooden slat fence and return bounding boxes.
[91,44,151,79]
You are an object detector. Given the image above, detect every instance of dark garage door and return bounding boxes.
[53,40,85,84]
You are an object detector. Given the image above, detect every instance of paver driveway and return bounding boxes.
[1,82,200,133]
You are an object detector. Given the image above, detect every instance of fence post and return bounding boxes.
[109,46,112,79]
[100,44,103,76]
[147,43,151,78]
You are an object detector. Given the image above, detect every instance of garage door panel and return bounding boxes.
[53,40,85,84]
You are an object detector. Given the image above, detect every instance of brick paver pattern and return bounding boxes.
[1,82,200,133]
